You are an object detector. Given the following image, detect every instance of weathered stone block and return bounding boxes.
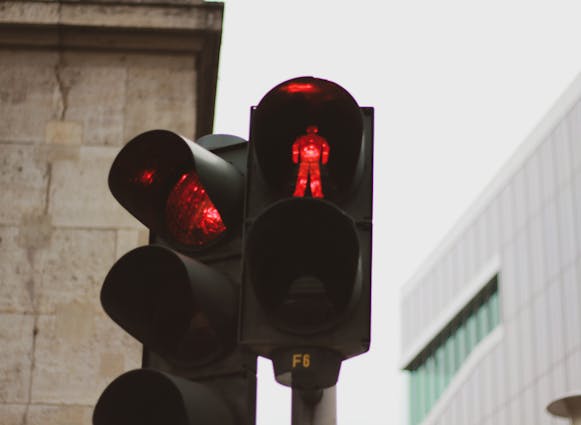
[31,311,141,405]
[0,314,34,403]
[0,1,219,415]
[0,404,27,425]
[0,3,59,25]
[0,226,35,313]
[115,228,149,260]
[0,1,220,32]
[48,146,143,229]
[45,120,83,145]
[125,54,196,140]
[32,228,115,314]
[0,49,59,143]
[0,145,49,225]
[60,3,220,31]
[17,213,53,255]
[26,404,93,425]
[124,51,195,71]
[57,52,126,146]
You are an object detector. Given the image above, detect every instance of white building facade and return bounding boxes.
[400,74,581,425]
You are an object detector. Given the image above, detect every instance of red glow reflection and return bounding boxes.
[137,169,156,185]
[165,171,226,246]
[281,83,319,94]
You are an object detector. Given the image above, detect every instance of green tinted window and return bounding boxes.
[410,370,418,425]
[489,290,499,328]
[435,345,445,398]
[417,363,426,420]
[466,312,477,353]
[456,320,466,366]
[425,355,434,415]
[407,275,500,425]
[444,333,455,385]
[477,300,489,340]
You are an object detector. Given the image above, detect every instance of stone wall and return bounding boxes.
[0,2,222,424]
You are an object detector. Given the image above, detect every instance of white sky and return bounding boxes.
[210,1,581,424]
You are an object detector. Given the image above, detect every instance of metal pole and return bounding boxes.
[291,386,337,425]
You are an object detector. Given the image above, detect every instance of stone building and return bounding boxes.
[0,1,223,423]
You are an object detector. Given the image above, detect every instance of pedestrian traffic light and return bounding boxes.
[240,77,374,390]
[94,130,256,425]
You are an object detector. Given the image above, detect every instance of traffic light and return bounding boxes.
[240,77,374,390]
[94,130,256,425]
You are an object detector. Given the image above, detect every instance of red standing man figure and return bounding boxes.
[292,125,330,198]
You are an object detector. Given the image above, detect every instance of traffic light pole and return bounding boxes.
[291,386,336,425]
[240,77,374,424]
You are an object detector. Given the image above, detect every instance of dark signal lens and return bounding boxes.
[165,170,226,247]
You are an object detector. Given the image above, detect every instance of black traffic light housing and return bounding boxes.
[94,369,235,425]
[94,130,256,425]
[240,77,374,390]
[107,130,244,255]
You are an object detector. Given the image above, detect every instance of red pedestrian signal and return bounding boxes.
[292,125,330,198]
[240,77,374,390]
[249,76,364,204]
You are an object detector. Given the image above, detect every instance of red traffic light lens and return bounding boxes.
[281,82,319,94]
[291,125,329,198]
[165,170,226,247]
[253,76,363,201]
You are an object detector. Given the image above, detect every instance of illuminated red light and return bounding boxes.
[292,125,330,198]
[165,170,226,247]
[137,169,156,185]
[281,83,319,94]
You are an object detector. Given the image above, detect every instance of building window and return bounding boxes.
[407,275,500,425]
